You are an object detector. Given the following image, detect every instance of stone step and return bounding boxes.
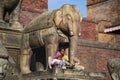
[21,69,106,80]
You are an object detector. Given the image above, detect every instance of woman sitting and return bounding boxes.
[48,48,72,69]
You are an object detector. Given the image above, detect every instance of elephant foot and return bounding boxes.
[74,63,85,70]
[21,68,31,74]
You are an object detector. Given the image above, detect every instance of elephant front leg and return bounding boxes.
[46,43,58,69]
[20,48,32,74]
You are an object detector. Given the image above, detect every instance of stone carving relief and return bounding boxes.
[107,58,120,80]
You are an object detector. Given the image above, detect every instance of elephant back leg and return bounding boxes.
[20,33,32,74]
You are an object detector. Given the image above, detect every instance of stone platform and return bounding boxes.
[21,69,106,80]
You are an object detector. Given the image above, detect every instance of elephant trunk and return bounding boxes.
[69,35,78,64]
[68,21,74,36]
[69,27,74,36]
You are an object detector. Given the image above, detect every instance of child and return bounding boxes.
[48,48,71,69]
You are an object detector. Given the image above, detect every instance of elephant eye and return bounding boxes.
[67,15,72,20]
[59,14,62,18]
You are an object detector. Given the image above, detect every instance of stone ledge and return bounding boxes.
[79,39,120,50]
[4,75,18,80]
[87,0,109,6]
[22,69,106,80]
[0,25,23,32]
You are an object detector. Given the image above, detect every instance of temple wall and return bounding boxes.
[79,1,120,80]
[80,10,120,80]
[87,0,120,45]
[87,0,120,27]
[81,18,98,41]
[76,40,120,80]
[20,0,48,27]
[2,0,118,80]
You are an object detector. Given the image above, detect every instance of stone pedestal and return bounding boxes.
[22,69,106,80]
[0,26,22,68]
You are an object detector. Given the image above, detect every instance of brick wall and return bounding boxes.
[20,0,48,27]
[87,0,120,28]
[79,17,120,80]
[87,0,107,6]
[87,0,120,26]
[87,0,120,44]
[80,18,98,41]
[77,40,120,80]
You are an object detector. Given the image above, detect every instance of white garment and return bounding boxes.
[51,59,61,64]
[51,59,70,66]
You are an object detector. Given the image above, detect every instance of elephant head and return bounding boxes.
[54,4,82,64]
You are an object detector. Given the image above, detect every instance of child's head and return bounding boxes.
[59,48,65,55]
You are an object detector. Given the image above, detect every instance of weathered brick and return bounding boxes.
[87,0,120,28]
[98,33,116,43]
[87,0,108,6]
[20,0,48,26]
[77,43,120,80]
[80,18,98,41]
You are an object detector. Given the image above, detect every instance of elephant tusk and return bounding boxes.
[70,31,74,36]
[79,33,81,36]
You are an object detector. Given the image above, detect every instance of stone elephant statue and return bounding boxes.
[0,0,23,30]
[107,58,120,80]
[20,4,82,74]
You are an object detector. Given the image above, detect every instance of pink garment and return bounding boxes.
[55,51,62,59]
[48,56,52,69]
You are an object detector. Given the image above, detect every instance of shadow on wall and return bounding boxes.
[30,46,46,72]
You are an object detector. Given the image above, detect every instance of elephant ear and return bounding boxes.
[79,13,83,22]
[54,10,63,27]
[73,5,83,22]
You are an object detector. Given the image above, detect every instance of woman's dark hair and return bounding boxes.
[58,48,65,51]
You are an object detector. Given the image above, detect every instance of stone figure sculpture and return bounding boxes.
[0,42,9,80]
[107,58,120,80]
[0,41,19,80]
[0,0,23,30]
[20,4,82,74]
